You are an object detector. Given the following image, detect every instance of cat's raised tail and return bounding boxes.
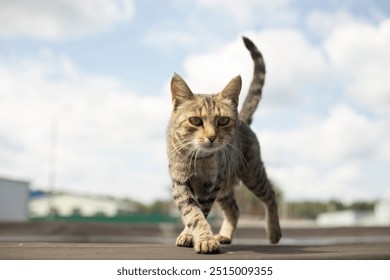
[239,36,266,126]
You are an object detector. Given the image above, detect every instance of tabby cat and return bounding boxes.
[167,37,281,254]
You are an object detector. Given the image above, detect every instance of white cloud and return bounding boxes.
[0,50,171,202]
[259,104,389,201]
[0,0,135,40]
[190,0,296,26]
[306,10,357,38]
[260,104,389,164]
[268,163,372,202]
[142,0,298,59]
[143,28,196,52]
[183,30,331,108]
[324,18,390,114]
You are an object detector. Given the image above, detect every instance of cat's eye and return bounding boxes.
[189,117,203,126]
[218,117,230,126]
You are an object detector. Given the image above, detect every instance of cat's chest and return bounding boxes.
[192,156,219,177]
[190,157,221,192]
[191,168,218,197]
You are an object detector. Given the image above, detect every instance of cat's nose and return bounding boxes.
[208,136,217,143]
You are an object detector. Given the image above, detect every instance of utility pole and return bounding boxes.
[48,116,58,220]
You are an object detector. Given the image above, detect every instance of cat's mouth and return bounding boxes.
[193,138,225,153]
[198,141,222,153]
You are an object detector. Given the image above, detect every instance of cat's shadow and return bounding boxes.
[222,244,324,257]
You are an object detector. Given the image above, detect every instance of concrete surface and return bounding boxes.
[2,242,390,260]
[0,221,389,259]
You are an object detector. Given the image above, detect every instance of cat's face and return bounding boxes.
[170,74,241,154]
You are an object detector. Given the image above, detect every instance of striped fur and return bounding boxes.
[239,36,266,125]
[167,37,281,254]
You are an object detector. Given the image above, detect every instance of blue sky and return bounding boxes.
[0,0,389,203]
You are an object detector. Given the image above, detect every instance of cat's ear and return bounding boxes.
[171,73,194,110]
[220,75,242,106]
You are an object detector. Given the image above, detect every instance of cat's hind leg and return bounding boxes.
[240,152,282,244]
[242,173,281,244]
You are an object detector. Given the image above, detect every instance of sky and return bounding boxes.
[0,0,389,203]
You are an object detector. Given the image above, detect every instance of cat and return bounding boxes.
[167,37,281,254]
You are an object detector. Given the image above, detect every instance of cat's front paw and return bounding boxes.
[176,233,194,247]
[194,238,221,254]
[214,234,232,244]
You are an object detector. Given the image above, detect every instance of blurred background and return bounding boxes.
[0,0,389,239]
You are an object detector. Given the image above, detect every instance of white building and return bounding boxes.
[316,210,373,226]
[0,177,30,221]
[317,200,390,226]
[374,200,390,226]
[29,193,136,217]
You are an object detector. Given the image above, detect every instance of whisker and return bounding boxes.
[226,142,248,168]
[188,147,198,174]
[169,139,193,155]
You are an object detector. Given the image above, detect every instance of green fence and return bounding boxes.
[30,213,181,224]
